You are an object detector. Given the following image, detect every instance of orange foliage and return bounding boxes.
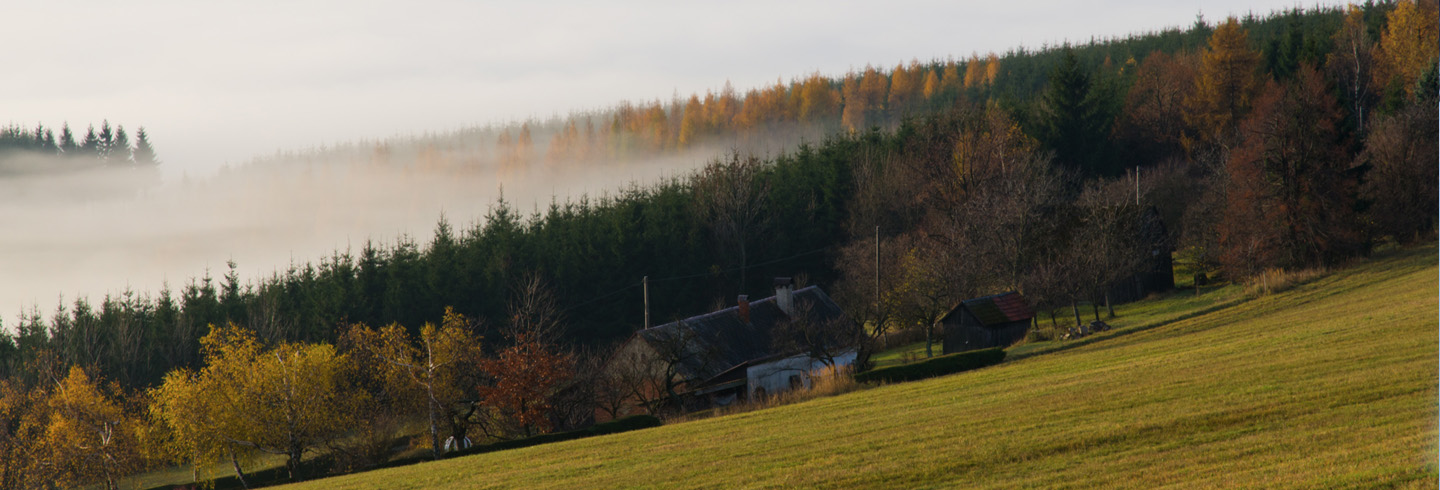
[477,333,574,437]
[1220,65,1357,276]
[1186,17,1262,146]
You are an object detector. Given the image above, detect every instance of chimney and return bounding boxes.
[737,295,750,323]
[774,277,795,317]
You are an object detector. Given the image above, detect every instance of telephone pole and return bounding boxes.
[1135,166,1141,206]
[642,275,651,330]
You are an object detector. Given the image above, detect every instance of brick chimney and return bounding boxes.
[774,277,795,317]
[737,295,750,323]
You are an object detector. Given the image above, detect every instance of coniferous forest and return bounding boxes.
[0,2,1435,488]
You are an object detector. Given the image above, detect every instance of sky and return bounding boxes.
[2,0,1330,179]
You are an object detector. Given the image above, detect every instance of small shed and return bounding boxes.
[940,292,1035,354]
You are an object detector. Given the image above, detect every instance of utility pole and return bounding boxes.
[642,276,651,330]
[874,225,881,341]
[1135,166,1141,206]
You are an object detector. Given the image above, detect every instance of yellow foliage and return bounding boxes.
[1186,17,1262,145]
[1375,0,1440,95]
[43,366,144,490]
[984,53,1000,85]
[151,323,363,481]
[922,69,942,99]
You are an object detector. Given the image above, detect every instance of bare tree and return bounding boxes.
[504,273,565,344]
[770,300,863,369]
[694,152,771,290]
[1075,179,1148,318]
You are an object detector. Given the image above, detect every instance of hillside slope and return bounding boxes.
[282,247,1438,489]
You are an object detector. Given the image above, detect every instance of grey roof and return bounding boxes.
[635,286,847,383]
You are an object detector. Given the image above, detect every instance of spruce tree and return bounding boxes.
[132,127,158,166]
[58,123,78,155]
[81,125,101,159]
[1039,47,1112,177]
[110,125,132,166]
[98,120,114,160]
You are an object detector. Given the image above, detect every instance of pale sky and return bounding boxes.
[2,0,1328,178]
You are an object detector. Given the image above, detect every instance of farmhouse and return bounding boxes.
[603,278,855,416]
[939,291,1035,354]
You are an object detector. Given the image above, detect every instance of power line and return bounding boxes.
[560,244,834,313]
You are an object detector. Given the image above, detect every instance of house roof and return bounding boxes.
[940,291,1034,326]
[633,286,847,383]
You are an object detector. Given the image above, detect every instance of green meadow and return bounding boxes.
[279,246,1438,489]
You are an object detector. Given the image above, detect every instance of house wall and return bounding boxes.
[942,311,1030,354]
[745,351,858,401]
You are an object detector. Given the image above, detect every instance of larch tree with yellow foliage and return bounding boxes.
[1374,0,1439,98]
[797,73,841,124]
[841,73,866,131]
[922,69,942,100]
[1186,17,1262,148]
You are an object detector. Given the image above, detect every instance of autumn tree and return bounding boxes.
[1374,0,1439,99]
[476,333,573,438]
[1221,66,1359,276]
[1186,17,1263,148]
[1358,100,1439,241]
[963,53,985,88]
[886,236,963,357]
[797,72,841,124]
[921,68,941,101]
[1325,5,1378,131]
[40,367,144,490]
[940,60,963,95]
[476,278,573,438]
[0,378,47,490]
[888,61,920,117]
[678,94,704,147]
[1114,50,1198,165]
[344,306,482,459]
[841,73,867,131]
[150,324,362,483]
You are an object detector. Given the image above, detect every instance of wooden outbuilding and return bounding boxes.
[940,291,1035,354]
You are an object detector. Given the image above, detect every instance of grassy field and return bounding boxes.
[277,246,1437,489]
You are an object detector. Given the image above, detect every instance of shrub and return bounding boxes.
[854,348,1005,384]
[443,415,661,459]
[1245,266,1326,296]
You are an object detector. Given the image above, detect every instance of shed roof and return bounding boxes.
[940,291,1034,326]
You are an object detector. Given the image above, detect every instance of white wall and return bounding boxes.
[745,350,857,400]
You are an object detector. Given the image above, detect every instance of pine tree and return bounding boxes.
[109,126,131,166]
[80,125,100,159]
[1039,47,1111,176]
[97,120,114,160]
[132,127,158,166]
[58,123,78,155]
